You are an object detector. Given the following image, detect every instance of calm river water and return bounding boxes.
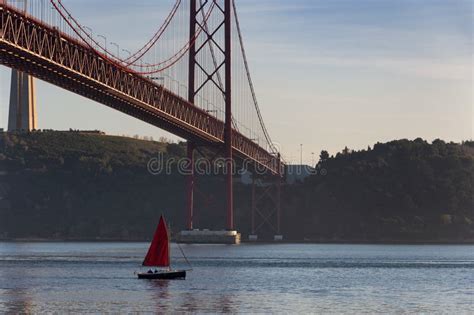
[0,242,472,313]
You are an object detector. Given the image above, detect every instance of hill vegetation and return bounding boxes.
[0,131,472,242]
[284,138,474,242]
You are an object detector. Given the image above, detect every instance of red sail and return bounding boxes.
[142,216,170,267]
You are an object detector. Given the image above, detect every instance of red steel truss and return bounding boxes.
[0,4,281,176]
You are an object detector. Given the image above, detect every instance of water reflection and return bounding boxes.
[146,280,170,312]
[178,292,200,313]
[0,244,34,313]
[144,279,236,313]
[216,294,235,313]
[1,288,33,314]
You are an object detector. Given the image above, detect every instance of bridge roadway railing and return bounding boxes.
[0,4,281,175]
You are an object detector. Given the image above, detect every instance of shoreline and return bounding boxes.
[1,238,473,245]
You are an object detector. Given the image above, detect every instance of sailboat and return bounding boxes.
[137,216,187,280]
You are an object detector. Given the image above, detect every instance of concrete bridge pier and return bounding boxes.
[8,70,37,131]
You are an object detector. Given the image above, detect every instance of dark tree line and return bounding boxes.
[0,131,472,242]
[280,138,473,242]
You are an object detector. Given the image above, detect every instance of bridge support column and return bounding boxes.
[224,0,233,231]
[274,154,283,241]
[248,177,258,241]
[251,177,256,235]
[8,70,37,131]
[274,174,283,242]
[185,0,196,231]
[276,154,282,236]
[185,142,195,230]
[248,170,284,242]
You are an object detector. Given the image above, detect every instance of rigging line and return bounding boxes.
[232,0,276,153]
[176,242,193,271]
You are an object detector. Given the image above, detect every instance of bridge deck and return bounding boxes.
[0,4,280,175]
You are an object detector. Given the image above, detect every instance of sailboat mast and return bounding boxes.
[168,220,171,270]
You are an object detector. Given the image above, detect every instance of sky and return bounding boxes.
[0,0,472,164]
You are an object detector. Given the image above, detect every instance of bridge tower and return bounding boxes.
[7,70,37,131]
[6,0,36,132]
[181,0,239,243]
[248,154,283,242]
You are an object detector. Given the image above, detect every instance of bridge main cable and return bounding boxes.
[232,0,277,155]
[49,0,216,74]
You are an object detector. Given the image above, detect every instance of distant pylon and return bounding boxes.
[7,70,37,131]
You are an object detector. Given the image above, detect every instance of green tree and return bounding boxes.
[319,150,330,163]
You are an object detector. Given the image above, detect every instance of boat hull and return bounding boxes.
[137,270,186,280]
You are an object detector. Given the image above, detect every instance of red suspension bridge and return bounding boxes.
[0,0,284,239]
